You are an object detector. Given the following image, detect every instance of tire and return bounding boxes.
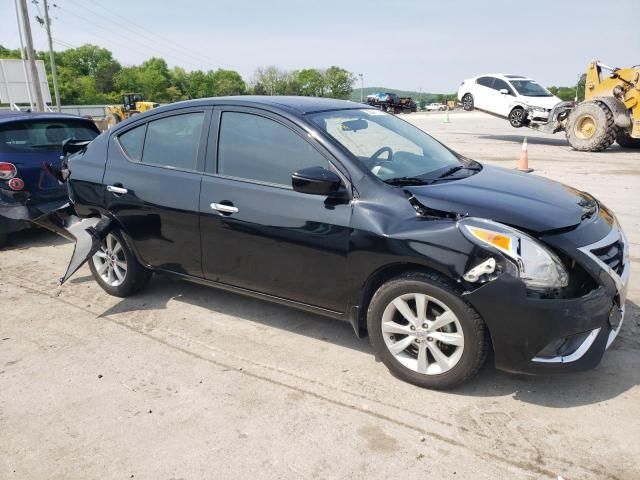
[0,232,8,249]
[367,271,489,390]
[462,93,474,111]
[88,229,151,297]
[508,107,526,128]
[616,128,640,148]
[106,113,121,129]
[565,101,616,152]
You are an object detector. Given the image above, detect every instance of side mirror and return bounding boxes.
[499,88,509,95]
[292,166,342,196]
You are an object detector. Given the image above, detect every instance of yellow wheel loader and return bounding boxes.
[528,61,640,151]
[105,93,159,128]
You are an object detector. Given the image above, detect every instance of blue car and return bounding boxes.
[0,111,100,246]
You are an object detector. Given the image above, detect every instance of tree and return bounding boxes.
[323,66,355,99]
[296,68,325,96]
[211,69,246,96]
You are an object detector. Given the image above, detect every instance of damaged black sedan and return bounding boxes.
[35,97,629,389]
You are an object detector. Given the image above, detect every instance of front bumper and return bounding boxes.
[465,224,630,374]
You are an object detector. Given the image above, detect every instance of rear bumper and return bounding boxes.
[0,190,67,235]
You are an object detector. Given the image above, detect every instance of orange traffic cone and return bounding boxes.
[517,137,533,173]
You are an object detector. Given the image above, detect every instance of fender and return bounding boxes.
[592,96,632,129]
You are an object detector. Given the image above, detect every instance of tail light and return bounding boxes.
[0,162,17,180]
[8,177,24,191]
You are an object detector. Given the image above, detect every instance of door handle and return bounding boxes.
[210,202,239,214]
[107,185,128,195]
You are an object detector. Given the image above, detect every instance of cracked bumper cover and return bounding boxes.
[465,257,628,374]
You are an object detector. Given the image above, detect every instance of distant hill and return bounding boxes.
[350,87,455,103]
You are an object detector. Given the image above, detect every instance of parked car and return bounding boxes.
[0,111,100,247]
[426,103,447,111]
[40,97,628,389]
[457,74,562,128]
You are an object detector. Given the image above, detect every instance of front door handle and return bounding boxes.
[210,202,239,214]
[107,185,128,195]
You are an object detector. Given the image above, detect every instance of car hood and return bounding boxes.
[406,165,595,233]
[520,95,562,109]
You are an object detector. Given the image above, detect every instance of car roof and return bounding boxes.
[147,96,371,117]
[471,74,532,81]
[0,110,94,124]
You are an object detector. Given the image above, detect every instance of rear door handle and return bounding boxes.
[210,202,239,214]
[107,185,128,195]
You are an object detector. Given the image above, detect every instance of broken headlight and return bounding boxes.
[459,218,568,290]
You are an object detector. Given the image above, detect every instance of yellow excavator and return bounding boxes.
[105,93,159,128]
[530,61,640,151]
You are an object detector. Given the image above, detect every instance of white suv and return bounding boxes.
[457,74,562,128]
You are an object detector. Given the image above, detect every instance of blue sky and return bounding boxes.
[1,0,638,92]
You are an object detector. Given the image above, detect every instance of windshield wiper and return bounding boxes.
[437,164,481,179]
[383,176,432,186]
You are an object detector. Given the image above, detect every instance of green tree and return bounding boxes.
[322,66,354,99]
[296,68,325,96]
[211,69,246,96]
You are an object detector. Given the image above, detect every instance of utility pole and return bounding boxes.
[13,0,33,109]
[43,0,60,111]
[18,0,45,111]
[358,73,363,103]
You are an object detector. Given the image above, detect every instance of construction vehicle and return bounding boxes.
[366,92,417,114]
[105,93,159,128]
[528,61,640,151]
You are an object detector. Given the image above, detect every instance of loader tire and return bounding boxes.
[106,114,121,129]
[565,101,616,152]
[616,129,640,148]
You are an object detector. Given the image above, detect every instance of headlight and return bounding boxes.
[530,106,548,112]
[459,218,568,290]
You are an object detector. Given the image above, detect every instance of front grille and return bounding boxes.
[591,239,625,275]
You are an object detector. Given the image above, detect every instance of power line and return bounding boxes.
[68,0,231,71]
[54,3,207,71]
[83,0,240,71]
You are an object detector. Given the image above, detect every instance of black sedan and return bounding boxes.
[36,96,629,389]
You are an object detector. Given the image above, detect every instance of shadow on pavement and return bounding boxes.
[89,270,640,408]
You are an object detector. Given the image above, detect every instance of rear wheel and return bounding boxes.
[89,230,151,297]
[565,101,616,152]
[462,93,474,111]
[508,107,526,128]
[616,128,640,148]
[367,272,489,389]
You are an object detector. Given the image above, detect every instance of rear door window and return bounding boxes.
[0,119,98,153]
[476,77,495,88]
[118,124,146,161]
[142,112,205,170]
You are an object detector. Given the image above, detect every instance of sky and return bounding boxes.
[1,0,638,92]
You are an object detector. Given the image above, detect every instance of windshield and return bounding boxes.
[510,80,553,97]
[308,109,464,182]
[0,119,98,153]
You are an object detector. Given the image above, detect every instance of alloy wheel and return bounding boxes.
[381,293,464,375]
[92,233,128,287]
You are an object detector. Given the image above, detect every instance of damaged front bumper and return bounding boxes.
[464,227,630,375]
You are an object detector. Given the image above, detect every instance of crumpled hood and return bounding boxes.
[406,165,595,233]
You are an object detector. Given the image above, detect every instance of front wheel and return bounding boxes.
[565,101,616,152]
[462,93,474,111]
[367,272,489,389]
[508,107,526,128]
[89,230,151,297]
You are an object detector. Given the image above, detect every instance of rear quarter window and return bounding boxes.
[0,119,98,153]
